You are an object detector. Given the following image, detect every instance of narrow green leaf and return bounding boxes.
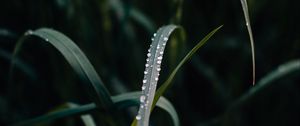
[65,103,96,126]
[10,28,113,110]
[12,103,96,126]
[12,92,179,126]
[135,24,180,126]
[112,92,180,126]
[132,25,222,126]
[240,0,256,85]
[232,59,300,106]
[153,25,223,112]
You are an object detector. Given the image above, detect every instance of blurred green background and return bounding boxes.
[0,0,299,125]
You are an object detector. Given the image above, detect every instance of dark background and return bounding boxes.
[0,0,299,125]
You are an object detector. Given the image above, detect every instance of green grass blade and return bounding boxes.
[112,92,180,126]
[240,0,256,85]
[65,103,96,126]
[135,24,179,126]
[12,103,96,126]
[152,25,223,111]
[0,48,37,81]
[132,25,222,126]
[232,59,300,106]
[10,28,113,110]
[12,92,178,126]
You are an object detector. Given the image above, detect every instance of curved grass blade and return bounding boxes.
[153,25,223,114]
[135,24,180,126]
[240,0,256,85]
[132,25,222,126]
[65,103,96,126]
[12,92,178,126]
[231,59,300,106]
[0,48,37,81]
[12,103,96,126]
[113,92,180,126]
[10,28,113,110]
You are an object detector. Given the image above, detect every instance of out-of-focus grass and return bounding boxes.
[0,0,299,126]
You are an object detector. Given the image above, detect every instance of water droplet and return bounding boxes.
[140,105,144,108]
[136,115,141,120]
[162,43,166,46]
[45,38,49,41]
[246,22,249,26]
[142,85,146,90]
[157,60,162,64]
[145,64,149,67]
[25,30,33,35]
[159,51,163,55]
[144,71,148,74]
[140,95,146,103]
[148,49,151,52]
[157,46,160,49]
[151,38,154,41]
[143,80,147,83]
[155,77,158,81]
[163,37,168,41]
[147,53,151,57]
[158,56,162,60]
[146,58,150,62]
[154,33,157,37]
[157,68,161,71]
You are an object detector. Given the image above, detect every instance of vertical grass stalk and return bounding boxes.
[135,25,178,126]
[240,0,256,85]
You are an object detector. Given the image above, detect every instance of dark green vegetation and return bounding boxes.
[0,0,299,126]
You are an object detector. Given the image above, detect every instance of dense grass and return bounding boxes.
[0,0,299,126]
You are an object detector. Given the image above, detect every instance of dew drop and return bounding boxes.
[151,38,154,41]
[155,77,158,81]
[154,33,157,37]
[145,64,149,67]
[143,80,147,83]
[25,30,33,35]
[140,95,146,103]
[157,56,162,60]
[45,38,49,41]
[163,37,168,41]
[144,71,148,74]
[147,53,151,57]
[157,68,161,71]
[136,115,141,120]
[159,51,163,55]
[142,85,146,90]
[148,49,151,52]
[157,60,162,64]
[246,22,249,26]
[162,43,166,46]
[146,58,149,62]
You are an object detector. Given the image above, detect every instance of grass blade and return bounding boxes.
[113,92,180,126]
[10,28,113,110]
[12,103,96,126]
[12,92,178,126]
[153,25,223,111]
[135,24,179,126]
[65,103,96,126]
[233,59,300,105]
[240,0,256,85]
[133,25,222,126]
